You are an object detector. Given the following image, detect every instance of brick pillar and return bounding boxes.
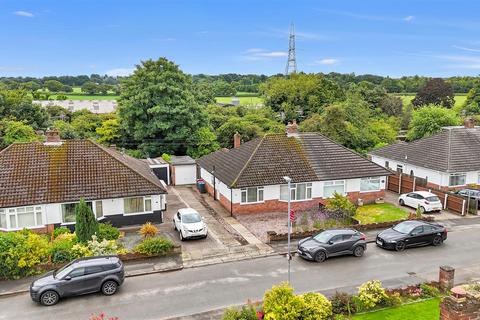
[440,286,480,320]
[439,266,455,291]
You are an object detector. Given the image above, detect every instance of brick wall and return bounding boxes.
[203,180,385,216]
[440,290,480,320]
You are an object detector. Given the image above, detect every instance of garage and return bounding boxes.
[146,157,170,185]
[170,156,197,185]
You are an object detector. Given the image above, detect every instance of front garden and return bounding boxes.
[222,280,444,320]
[0,199,175,280]
[353,203,410,224]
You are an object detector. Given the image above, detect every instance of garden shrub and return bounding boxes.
[331,291,356,315]
[75,198,99,243]
[97,223,120,241]
[71,243,93,258]
[134,236,174,256]
[139,222,158,238]
[53,226,71,239]
[0,230,50,279]
[326,192,357,218]
[301,292,332,320]
[87,235,118,256]
[420,283,440,297]
[222,305,257,320]
[49,235,76,263]
[263,282,304,320]
[384,292,402,307]
[357,280,388,310]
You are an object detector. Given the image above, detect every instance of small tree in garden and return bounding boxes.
[263,283,304,320]
[75,198,99,243]
[326,192,357,220]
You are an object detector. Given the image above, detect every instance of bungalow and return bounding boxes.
[368,118,480,190]
[0,130,167,233]
[197,121,391,215]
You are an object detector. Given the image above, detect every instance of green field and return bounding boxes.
[62,94,118,100]
[354,203,410,224]
[397,94,466,109]
[215,96,263,105]
[352,298,440,320]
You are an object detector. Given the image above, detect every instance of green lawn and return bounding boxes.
[62,94,119,100]
[215,96,263,105]
[354,203,409,224]
[397,94,466,109]
[352,298,440,320]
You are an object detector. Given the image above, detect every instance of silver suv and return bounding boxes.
[30,256,125,306]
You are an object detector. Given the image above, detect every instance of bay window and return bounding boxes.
[62,201,103,223]
[240,187,264,204]
[0,206,43,230]
[449,173,466,187]
[360,177,381,192]
[323,180,345,198]
[124,196,153,214]
[280,183,312,201]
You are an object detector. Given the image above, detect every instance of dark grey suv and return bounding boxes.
[30,256,124,306]
[297,229,367,262]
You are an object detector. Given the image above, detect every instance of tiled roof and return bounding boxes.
[369,127,480,173]
[0,140,166,208]
[197,133,391,188]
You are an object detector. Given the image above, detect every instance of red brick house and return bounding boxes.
[197,122,391,215]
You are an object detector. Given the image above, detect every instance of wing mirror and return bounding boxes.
[64,276,72,281]
[328,240,334,245]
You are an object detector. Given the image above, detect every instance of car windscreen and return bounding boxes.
[54,264,75,279]
[426,196,440,202]
[313,231,334,243]
[182,213,201,223]
[392,222,416,234]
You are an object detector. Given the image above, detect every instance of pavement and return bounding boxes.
[2,225,480,319]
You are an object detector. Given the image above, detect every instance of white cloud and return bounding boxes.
[404,15,415,22]
[105,68,134,77]
[452,45,480,53]
[315,58,339,65]
[243,48,287,61]
[13,11,34,17]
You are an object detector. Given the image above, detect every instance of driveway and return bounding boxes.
[161,186,247,263]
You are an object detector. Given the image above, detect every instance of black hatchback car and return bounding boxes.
[297,229,367,262]
[376,220,447,252]
[30,256,124,306]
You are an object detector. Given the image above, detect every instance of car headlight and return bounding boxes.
[387,240,397,243]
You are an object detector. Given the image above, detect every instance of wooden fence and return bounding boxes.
[387,174,467,215]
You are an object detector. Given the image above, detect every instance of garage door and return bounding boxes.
[174,165,196,185]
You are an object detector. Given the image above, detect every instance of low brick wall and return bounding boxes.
[441,286,480,320]
[266,216,435,242]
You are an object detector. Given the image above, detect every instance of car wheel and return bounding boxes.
[432,235,443,246]
[40,290,59,306]
[314,251,326,263]
[101,280,118,296]
[353,246,365,257]
[203,233,208,239]
[399,199,405,206]
[419,206,426,214]
[180,232,185,241]
[395,241,406,252]
[173,220,176,231]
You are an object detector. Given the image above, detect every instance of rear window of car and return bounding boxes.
[85,265,104,275]
[426,196,440,202]
[102,263,120,271]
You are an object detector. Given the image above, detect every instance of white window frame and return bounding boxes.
[61,200,103,224]
[360,177,382,193]
[323,180,346,198]
[123,196,153,215]
[397,164,403,174]
[240,187,264,204]
[0,206,44,231]
[280,183,313,202]
[449,173,466,187]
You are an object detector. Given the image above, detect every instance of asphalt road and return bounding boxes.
[2,226,480,320]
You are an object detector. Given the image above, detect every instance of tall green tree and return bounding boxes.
[412,78,455,108]
[118,57,206,156]
[96,118,121,144]
[407,105,460,141]
[44,80,64,92]
[0,119,39,148]
[0,88,49,129]
[461,86,480,115]
[75,198,99,243]
[81,81,99,95]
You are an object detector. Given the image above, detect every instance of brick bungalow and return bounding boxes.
[197,121,391,215]
[369,118,480,190]
[0,130,167,233]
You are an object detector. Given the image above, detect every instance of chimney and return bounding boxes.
[233,132,241,148]
[286,120,299,137]
[44,129,62,145]
[464,117,476,129]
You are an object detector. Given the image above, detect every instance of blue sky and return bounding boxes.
[1,0,480,77]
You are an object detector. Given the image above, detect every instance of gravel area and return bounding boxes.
[237,212,289,242]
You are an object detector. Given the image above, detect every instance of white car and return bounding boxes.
[173,208,208,241]
[398,191,443,213]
